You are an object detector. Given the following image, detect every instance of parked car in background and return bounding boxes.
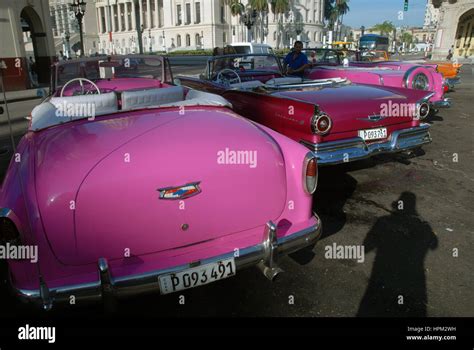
[378,59,463,91]
[0,55,322,309]
[177,53,433,166]
[301,48,450,110]
[229,42,274,55]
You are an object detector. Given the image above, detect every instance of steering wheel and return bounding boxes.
[215,68,242,86]
[60,78,101,97]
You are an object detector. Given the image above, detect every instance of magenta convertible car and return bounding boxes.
[0,55,321,309]
[178,53,433,166]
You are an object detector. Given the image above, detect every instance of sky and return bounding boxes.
[342,0,428,29]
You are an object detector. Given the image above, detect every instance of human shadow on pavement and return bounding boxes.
[357,192,438,317]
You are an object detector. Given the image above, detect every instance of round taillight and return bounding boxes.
[303,154,318,194]
[311,113,332,135]
[417,102,430,120]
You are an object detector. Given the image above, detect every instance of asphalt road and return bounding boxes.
[0,62,472,319]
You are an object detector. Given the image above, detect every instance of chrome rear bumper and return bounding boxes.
[301,124,431,166]
[445,77,460,90]
[432,98,451,108]
[13,215,322,309]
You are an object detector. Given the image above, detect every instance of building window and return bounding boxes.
[142,0,147,28]
[314,10,317,23]
[114,5,119,31]
[195,2,201,24]
[177,4,182,25]
[158,0,164,27]
[273,31,276,40]
[177,34,182,47]
[186,34,191,46]
[120,4,125,31]
[127,3,132,30]
[150,0,155,27]
[223,32,227,45]
[101,9,107,34]
[220,4,225,24]
[195,33,201,47]
[185,3,191,25]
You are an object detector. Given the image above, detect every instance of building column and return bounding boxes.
[125,2,130,31]
[97,8,102,33]
[55,7,61,36]
[147,0,152,28]
[131,0,137,30]
[104,5,110,33]
[154,0,159,28]
[139,0,144,29]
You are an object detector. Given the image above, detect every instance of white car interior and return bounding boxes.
[30,86,232,131]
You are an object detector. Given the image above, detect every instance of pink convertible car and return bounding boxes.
[0,55,321,309]
[303,48,450,111]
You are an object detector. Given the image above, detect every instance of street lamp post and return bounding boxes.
[62,31,71,59]
[242,9,257,42]
[162,30,166,52]
[148,29,152,54]
[70,0,87,57]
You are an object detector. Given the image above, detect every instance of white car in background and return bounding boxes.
[229,42,274,54]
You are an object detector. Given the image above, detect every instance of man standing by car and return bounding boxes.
[283,41,309,77]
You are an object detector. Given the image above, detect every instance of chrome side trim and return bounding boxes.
[300,124,432,166]
[13,215,322,308]
[403,66,420,88]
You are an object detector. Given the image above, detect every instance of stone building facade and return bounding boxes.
[430,0,474,61]
[93,0,325,54]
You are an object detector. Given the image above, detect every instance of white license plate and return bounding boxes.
[158,258,236,294]
[358,127,387,141]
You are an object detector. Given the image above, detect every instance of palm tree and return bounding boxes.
[401,31,413,52]
[335,0,350,41]
[226,0,245,42]
[324,0,336,26]
[324,0,350,42]
[371,21,396,36]
[271,0,290,48]
[249,0,269,43]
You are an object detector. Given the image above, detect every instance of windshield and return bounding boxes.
[207,54,282,81]
[360,35,389,51]
[358,50,388,61]
[231,46,251,54]
[53,56,166,93]
[303,49,342,64]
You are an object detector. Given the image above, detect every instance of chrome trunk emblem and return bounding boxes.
[157,182,201,200]
[357,114,386,122]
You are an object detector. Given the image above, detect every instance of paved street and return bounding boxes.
[0,62,472,319]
